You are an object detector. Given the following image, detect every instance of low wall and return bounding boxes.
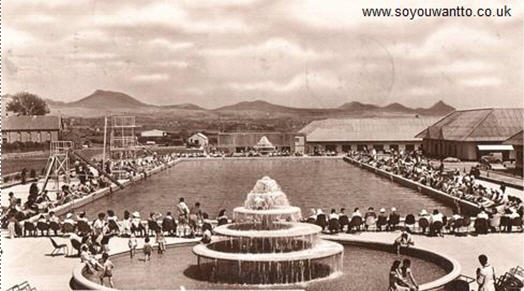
[343,157,481,215]
[325,237,461,291]
[72,238,459,291]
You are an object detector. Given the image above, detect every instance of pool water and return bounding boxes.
[84,243,447,290]
[74,158,451,218]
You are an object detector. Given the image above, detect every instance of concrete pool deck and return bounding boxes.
[2,231,523,290]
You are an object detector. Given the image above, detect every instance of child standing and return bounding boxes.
[128,233,137,258]
[143,237,152,261]
[98,253,115,288]
[155,230,166,254]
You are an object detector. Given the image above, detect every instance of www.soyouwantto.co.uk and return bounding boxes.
[362,5,512,20]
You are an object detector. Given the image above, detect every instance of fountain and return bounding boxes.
[192,176,344,285]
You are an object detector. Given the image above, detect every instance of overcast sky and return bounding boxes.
[2,0,523,109]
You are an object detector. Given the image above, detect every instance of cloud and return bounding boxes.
[132,73,170,82]
[1,0,521,109]
[460,77,502,87]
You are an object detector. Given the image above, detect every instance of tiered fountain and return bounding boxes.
[193,176,344,285]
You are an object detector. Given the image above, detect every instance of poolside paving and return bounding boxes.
[2,230,523,291]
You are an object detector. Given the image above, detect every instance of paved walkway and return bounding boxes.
[2,231,523,291]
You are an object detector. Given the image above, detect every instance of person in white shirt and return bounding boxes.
[476,254,496,291]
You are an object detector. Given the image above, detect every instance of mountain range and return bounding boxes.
[42,89,454,118]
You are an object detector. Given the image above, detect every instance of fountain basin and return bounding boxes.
[233,206,302,224]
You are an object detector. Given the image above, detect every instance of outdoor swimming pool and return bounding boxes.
[83,243,448,290]
[73,158,452,218]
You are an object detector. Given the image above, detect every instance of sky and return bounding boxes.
[2,0,523,109]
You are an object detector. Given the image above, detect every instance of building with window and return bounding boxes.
[503,130,523,172]
[2,115,63,143]
[188,132,209,148]
[300,117,438,154]
[416,108,524,160]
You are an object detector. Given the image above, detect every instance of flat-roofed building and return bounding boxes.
[416,108,524,160]
[300,117,438,154]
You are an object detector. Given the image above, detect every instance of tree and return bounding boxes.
[7,92,50,116]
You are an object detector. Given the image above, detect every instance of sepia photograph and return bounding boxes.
[1,1,523,290]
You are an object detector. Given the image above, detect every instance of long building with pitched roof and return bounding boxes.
[416,108,524,160]
[299,117,438,154]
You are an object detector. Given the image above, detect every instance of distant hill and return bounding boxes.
[417,101,455,116]
[68,90,152,109]
[41,89,455,118]
[338,101,379,111]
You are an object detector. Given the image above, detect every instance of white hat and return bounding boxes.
[420,209,428,215]
[66,213,73,219]
[391,207,397,212]
[317,208,324,214]
[132,211,140,218]
[380,208,386,213]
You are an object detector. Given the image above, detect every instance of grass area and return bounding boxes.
[1,159,49,176]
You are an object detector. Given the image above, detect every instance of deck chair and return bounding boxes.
[376,216,388,231]
[316,214,327,230]
[62,222,75,234]
[37,221,50,236]
[462,216,472,234]
[49,238,67,256]
[430,221,444,236]
[339,215,349,231]
[452,218,464,235]
[404,214,416,232]
[162,217,176,235]
[500,216,511,232]
[511,217,523,232]
[388,213,400,231]
[348,216,363,233]
[328,218,340,234]
[108,220,120,234]
[49,222,61,236]
[77,221,92,235]
[148,220,161,236]
[24,221,37,237]
[418,218,429,234]
[474,218,488,234]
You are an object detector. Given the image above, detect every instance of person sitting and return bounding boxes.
[393,231,414,255]
[364,207,377,231]
[217,209,228,226]
[376,208,388,231]
[162,211,177,236]
[121,210,132,237]
[338,208,349,232]
[401,259,419,291]
[316,209,327,230]
[306,209,317,224]
[388,207,400,231]
[489,208,502,232]
[92,213,106,236]
[389,260,412,291]
[80,245,99,274]
[328,209,340,234]
[429,209,444,237]
[131,211,145,237]
[418,209,430,234]
[201,228,212,244]
[475,209,489,234]
[106,210,120,234]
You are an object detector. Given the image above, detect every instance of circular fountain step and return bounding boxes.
[214,222,322,238]
[193,239,343,262]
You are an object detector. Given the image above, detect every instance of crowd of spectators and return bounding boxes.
[347,150,523,218]
[1,153,178,236]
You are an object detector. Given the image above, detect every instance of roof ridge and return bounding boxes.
[462,108,494,141]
